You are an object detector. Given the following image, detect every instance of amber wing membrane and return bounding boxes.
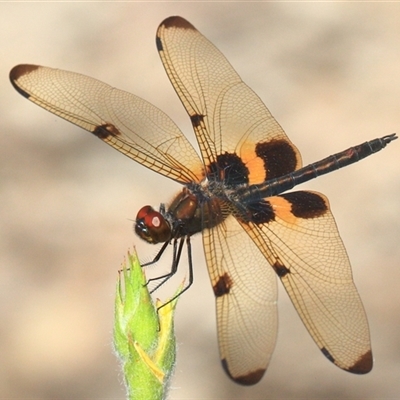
[10,64,204,184]
[156,17,302,183]
[202,208,278,385]
[239,191,372,374]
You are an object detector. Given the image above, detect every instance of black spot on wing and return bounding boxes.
[272,261,290,277]
[213,273,233,297]
[346,350,373,374]
[321,347,335,363]
[246,200,275,224]
[221,359,265,386]
[280,191,327,219]
[190,114,204,128]
[207,152,249,186]
[156,36,163,52]
[255,139,298,179]
[93,123,121,139]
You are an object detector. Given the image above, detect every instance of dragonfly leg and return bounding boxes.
[156,235,194,311]
[147,236,185,293]
[142,240,170,267]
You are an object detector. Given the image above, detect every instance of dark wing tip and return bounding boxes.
[10,64,39,81]
[346,349,373,374]
[221,359,265,386]
[160,16,196,30]
[321,346,373,374]
[9,64,39,98]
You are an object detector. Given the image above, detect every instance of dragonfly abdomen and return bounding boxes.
[248,133,397,199]
[292,133,397,185]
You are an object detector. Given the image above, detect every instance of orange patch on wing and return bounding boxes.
[269,196,298,225]
[240,142,266,185]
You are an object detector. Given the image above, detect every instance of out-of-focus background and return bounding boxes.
[1,3,399,399]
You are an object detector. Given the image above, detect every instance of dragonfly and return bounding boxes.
[10,16,396,385]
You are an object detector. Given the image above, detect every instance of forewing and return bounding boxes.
[202,204,278,385]
[10,64,204,184]
[156,17,302,184]
[238,190,372,373]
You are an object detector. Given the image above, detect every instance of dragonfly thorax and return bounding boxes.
[134,184,227,245]
[134,187,203,245]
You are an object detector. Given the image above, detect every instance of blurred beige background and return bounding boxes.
[1,2,399,399]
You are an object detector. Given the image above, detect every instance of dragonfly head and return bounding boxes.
[135,205,172,244]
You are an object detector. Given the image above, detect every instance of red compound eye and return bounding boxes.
[135,205,171,244]
[136,205,153,220]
